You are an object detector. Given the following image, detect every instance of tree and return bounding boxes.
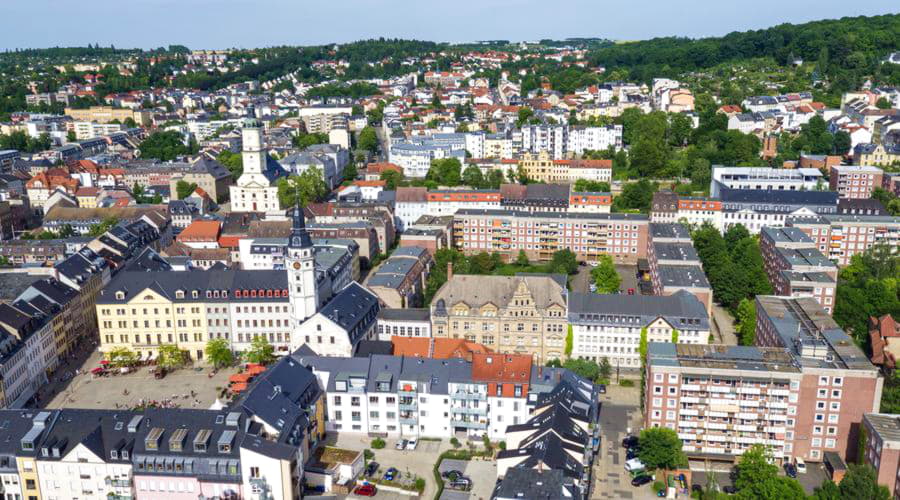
[812,464,889,500]
[277,168,328,207]
[562,358,600,381]
[637,427,686,470]
[205,338,234,369]
[175,181,197,200]
[461,164,485,188]
[573,179,611,193]
[735,298,757,346]
[380,169,403,190]
[218,150,243,181]
[671,329,679,343]
[639,327,648,360]
[591,255,621,293]
[292,131,328,149]
[139,130,193,161]
[244,335,275,365]
[66,130,76,142]
[58,224,75,238]
[549,249,578,275]
[358,126,378,153]
[565,325,573,356]
[157,344,186,371]
[106,347,138,368]
[515,250,530,266]
[88,216,120,236]
[613,179,657,213]
[343,160,358,182]
[734,445,805,500]
[876,97,893,110]
[599,357,612,381]
[426,158,462,186]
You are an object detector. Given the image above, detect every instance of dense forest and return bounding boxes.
[589,14,900,90]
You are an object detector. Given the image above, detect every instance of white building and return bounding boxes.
[710,166,823,197]
[520,124,567,159]
[376,308,431,341]
[293,282,379,357]
[229,121,287,214]
[567,291,710,369]
[566,125,623,155]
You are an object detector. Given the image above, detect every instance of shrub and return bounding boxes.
[371,438,385,449]
[450,437,460,448]
[499,441,506,450]
[364,449,374,460]
[414,477,425,492]
[653,481,665,494]
[620,379,635,387]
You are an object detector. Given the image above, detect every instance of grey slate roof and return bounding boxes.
[97,269,288,305]
[568,290,708,330]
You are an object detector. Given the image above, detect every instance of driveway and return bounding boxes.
[710,304,738,345]
[593,402,657,499]
[571,263,638,294]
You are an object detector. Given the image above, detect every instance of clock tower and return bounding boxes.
[286,203,318,326]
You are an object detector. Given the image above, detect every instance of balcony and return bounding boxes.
[399,402,417,411]
[452,391,487,401]
[450,419,487,430]
[452,406,487,416]
[105,477,133,488]
[399,416,418,425]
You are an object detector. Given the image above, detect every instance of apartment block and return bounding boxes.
[365,246,433,308]
[375,308,431,341]
[430,273,567,363]
[453,209,648,264]
[830,165,883,199]
[647,223,712,313]
[787,214,900,266]
[760,227,838,313]
[862,413,900,496]
[518,151,612,184]
[568,290,709,368]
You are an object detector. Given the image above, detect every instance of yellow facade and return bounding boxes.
[16,457,42,500]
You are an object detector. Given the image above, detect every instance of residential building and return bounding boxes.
[853,143,900,167]
[430,273,568,363]
[646,298,882,465]
[365,246,432,309]
[646,223,712,313]
[869,315,900,372]
[861,413,900,497]
[376,308,431,341]
[830,165,883,199]
[568,290,709,368]
[168,156,233,204]
[64,106,151,126]
[786,214,900,266]
[453,209,649,264]
[759,227,838,313]
[390,337,491,359]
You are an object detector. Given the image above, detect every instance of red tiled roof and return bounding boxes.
[177,220,221,243]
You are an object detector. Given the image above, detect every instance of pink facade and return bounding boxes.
[133,474,240,500]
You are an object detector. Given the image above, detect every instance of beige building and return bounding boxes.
[65,106,151,126]
[518,151,612,184]
[430,273,568,363]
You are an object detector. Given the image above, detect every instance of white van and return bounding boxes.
[795,457,806,474]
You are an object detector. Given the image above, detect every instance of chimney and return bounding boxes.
[447,261,453,280]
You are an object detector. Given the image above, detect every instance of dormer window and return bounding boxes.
[191,291,199,299]
[115,291,125,300]
[175,290,184,299]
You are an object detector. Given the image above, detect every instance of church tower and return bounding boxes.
[237,120,268,186]
[286,203,318,326]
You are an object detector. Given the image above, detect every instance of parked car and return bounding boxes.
[795,458,807,474]
[354,484,377,496]
[631,475,653,487]
[622,435,639,449]
[626,448,638,460]
[441,470,464,480]
[624,458,645,472]
[406,438,418,450]
[784,463,797,478]
[692,484,703,493]
[449,477,472,491]
[395,439,407,450]
[383,467,399,481]
[723,486,737,494]
[365,461,379,477]
[589,284,598,293]
[598,384,606,394]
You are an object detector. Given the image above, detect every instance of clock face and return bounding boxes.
[293,262,301,270]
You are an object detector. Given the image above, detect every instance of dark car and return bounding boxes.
[354,484,377,496]
[441,469,464,480]
[383,467,399,481]
[784,463,797,478]
[365,461,379,477]
[692,484,703,493]
[598,384,607,394]
[626,448,639,460]
[723,486,737,494]
[622,435,639,449]
[631,475,653,487]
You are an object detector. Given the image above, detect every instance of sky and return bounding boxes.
[1,1,898,50]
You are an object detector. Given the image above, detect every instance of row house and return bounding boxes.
[647,223,712,313]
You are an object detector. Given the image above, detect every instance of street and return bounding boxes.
[594,385,657,500]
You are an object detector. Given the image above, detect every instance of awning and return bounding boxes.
[229,373,252,384]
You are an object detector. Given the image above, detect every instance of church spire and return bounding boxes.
[289,202,312,249]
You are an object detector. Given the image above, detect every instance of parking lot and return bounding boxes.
[44,350,239,410]
[438,458,496,500]
[331,434,452,500]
